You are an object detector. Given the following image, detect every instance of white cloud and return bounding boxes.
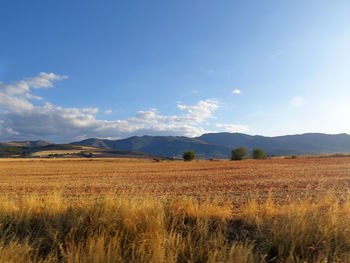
[232,89,241,94]
[0,72,67,113]
[176,99,219,123]
[0,73,223,142]
[290,96,304,107]
[104,109,112,114]
[26,93,44,100]
[216,123,249,133]
[82,108,99,114]
[24,72,67,89]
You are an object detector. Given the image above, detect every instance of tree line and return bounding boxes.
[182,147,267,161]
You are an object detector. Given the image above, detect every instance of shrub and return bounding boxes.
[231,147,248,160]
[252,148,267,159]
[183,150,196,161]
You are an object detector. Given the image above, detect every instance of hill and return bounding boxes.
[74,136,230,159]
[0,142,151,158]
[73,133,350,158]
[0,140,51,147]
[197,133,350,155]
[3,133,350,159]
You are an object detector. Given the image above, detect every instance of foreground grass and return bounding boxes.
[1,193,350,262]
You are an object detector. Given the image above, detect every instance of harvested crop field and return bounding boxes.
[1,157,350,202]
[2,157,350,262]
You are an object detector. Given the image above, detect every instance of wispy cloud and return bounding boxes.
[104,109,112,114]
[83,108,99,114]
[24,72,67,89]
[232,89,241,94]
[216,123,249,133]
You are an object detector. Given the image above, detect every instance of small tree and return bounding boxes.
[252,148,266,159]
[231,147,248,160]
[183,150,196,161]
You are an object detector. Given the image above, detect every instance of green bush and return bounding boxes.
[231,147,248,160]
[183,150,196,161]
[252,148,267,159]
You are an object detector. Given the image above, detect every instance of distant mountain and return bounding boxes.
[71,138,112,149]
[73,133,350,158]
[3,133,350,159]
[197,133,350,155]
[74,136,230,158]
[0,140,51,147]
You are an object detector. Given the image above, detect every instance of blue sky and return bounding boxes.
[0,1,350,142]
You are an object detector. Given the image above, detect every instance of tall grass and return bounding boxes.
[1,193,350,262]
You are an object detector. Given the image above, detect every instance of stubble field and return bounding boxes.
[2,157,350,262]
[1,157,350,201]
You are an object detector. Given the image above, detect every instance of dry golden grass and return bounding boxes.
[0,192,350,262]
[1,157,350,262]
[1,157,350,202]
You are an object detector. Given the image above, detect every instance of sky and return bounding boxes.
[0,0,350,142]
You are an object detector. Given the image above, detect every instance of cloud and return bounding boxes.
[82,108,99,114]
[104,109,112,114]
[24,72,67,89]
[176,99,219,123]
[232,89,241,94]
[0,73,223,142]
[216,123,249,133]
[0,72,67,113]
[290,96,304,107]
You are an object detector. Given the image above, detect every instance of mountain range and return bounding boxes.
[2,133,350,159]
[72,132,350,158]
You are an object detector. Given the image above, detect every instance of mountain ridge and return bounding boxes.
[72,132,350,158]
[0,140,52,147]
[3,133,350,159]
